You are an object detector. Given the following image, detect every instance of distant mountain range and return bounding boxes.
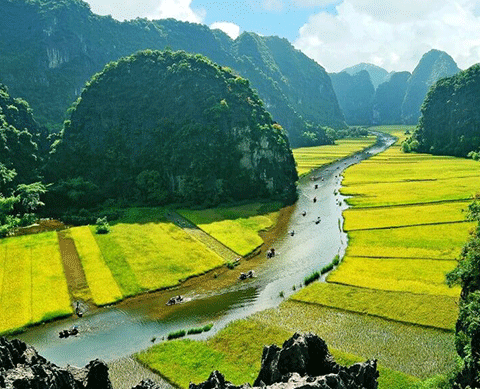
[0,0,345,147]
[330,50,461,125]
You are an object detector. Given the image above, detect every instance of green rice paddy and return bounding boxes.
[136,317,421,389]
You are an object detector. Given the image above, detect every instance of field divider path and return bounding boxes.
[57,231,93,303]
[164,210,240,262]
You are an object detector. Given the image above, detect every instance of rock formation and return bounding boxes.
[190,333,379,389]
[0,333,378,389]
[0,336,162,389]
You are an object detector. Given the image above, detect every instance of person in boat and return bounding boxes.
[315,217,321,224]
[313,197,317,203]
[290,230,295,236]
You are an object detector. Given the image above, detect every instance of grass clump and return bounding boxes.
[320,263,334,275]
[187,323,213,335]
[167,329,186,340]
[304,271,320,286]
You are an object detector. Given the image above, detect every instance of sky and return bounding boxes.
[83,0,480,73]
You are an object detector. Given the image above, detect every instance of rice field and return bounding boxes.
[252,301,455,380]
[346,222,475,260]
[0,232,72,335]
[292,125,478,336]
[136,317,420,389]
[293,136,377,176]
[68,226,123,306]
[292,282,457,330]
[343,201,471,230]
[178,203,280,256]
[92,210,225,297]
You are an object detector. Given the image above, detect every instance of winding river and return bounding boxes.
[11,132,396,369]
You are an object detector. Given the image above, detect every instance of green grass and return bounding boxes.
[179,203,280,256]
[0,232,72,335]
[293,136,377,176]
[69,226,123,306]
[93,219,225,297]
[291,282,458,330]
[136,317,419,389]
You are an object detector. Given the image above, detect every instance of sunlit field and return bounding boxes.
[179,203,280,256]
[343,200,471,230]
[293,136,377,176]
[327,256,460,297]
[291,282,457,330]
[345,222,475,260]
[0,232,72,335]
[136,317,420,389]
[93,208,225,297]
[93,221,225,296]
[68,226,122,306]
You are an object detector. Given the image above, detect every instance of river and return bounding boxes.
[11,132,396,370]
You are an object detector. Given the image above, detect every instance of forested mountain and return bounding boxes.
[373,71,411,124]
[405,64,480,157]
[329,70,375,125]
[401,49,460,124]
[342,63,390,89]
[0,83,48,235]
[0,83,46,188]
[51,50,298,207]
[0,0,345,147]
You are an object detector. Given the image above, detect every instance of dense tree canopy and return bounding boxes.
[51,50,298,208]
[0,82,48,235]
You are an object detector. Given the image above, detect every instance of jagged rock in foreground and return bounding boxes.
[0,337,162,389]
[190,333,379,389]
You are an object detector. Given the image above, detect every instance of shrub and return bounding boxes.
[167,330,186,340]
[95,216,110,234]
[304,271,320,286]
[202,323,213,332]
[320,263,334,275]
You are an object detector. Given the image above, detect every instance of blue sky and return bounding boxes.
[84,0,480,73]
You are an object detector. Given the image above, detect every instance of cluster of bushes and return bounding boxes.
[167,324,213,340]
[303,255,341,286]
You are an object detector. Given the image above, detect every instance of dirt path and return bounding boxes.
[165,210,240,262]
[57,231,93,304]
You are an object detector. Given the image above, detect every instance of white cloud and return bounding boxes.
[85,0,204,23]
[263,0,285,11]
[295,0,480,72]
[292,0,339,7]
[210,22,241,39]
[150,0,205,23]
